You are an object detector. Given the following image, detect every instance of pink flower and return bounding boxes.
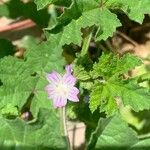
[45,65,79,108]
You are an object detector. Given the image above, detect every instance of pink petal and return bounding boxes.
[70,87,79,95]
[65,65,73,74]
[63,73,76,86]
[46,71,62,84]
[68,87,79,102]
[45,85,55,97]
[53,96,67,108]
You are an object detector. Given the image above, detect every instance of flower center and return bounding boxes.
[54,82,69,97]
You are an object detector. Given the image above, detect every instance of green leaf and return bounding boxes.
[89,114,150,150]
[93,114,139,150]
[91,53,142,79]
[89,83,107,113]
[47,1,121,46]
[90,77,150,114]
[107,77,150,112]
[24,41,65,74]
[0,56,36,110]
[128,138,150,150]
[73,65,91,81]
[138,73,150,82]
[89,81,117,116]
[0,39,67,147]
[80,81,94,90]
[0,109,67,149]
[1,104,19,118]
[100,96,117,117]
[29,77,53,117]
[89,53,149,114]
[105,0,150,23]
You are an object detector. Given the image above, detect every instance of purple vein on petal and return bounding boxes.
[68,93,79,102]
[53,96,67,108]
[65,65,73,74]
[69,87,79,95]
[63,73,76,86]
[46,71,62,84]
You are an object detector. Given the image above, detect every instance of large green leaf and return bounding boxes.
[95,115,138,149]
[47,0,121,46]
[0,109,67,149]
[90,77,150,114]
[89,114,150,150]
[0,38,67,147]
[89,53,150,114]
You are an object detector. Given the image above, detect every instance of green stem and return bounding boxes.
[61,107,72,150]
[80,30,93,57]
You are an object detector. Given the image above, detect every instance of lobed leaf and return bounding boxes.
[0,109,67,149]
[89,53,150,115]
[0,38,67,148]
[91,53,142,79]
[89,114,150,150]
[105,0,150,23]
[47,1,121,46]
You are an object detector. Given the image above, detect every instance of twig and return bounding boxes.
[0,0,4,4]
[0,19,36,33]
[131,23,150,32]
[116,30,138,47]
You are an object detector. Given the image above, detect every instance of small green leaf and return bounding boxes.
[80,81,94,90]
[1,104,19,118]
[89,83,107,112]
[138,73,150,82]
[73,65,91,81]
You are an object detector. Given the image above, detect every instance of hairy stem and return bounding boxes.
[61,107,72,150]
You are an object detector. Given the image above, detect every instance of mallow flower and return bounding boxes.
[45,65,79,108]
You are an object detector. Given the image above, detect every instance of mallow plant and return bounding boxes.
[0,0,150,149]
